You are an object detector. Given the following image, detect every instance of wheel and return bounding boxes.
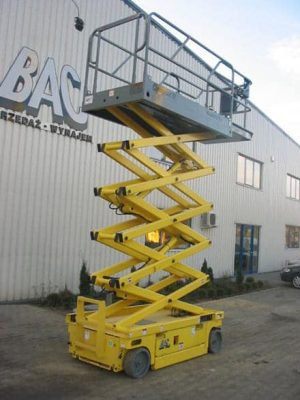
[123,347,150,378]
[208,329,222,353]
[292,275,300,289]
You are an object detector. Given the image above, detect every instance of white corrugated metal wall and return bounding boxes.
[0,0,141,301]
[0,0,299,301]
[193,106,300,276]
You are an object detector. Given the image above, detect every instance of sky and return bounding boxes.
[134,0,300,145]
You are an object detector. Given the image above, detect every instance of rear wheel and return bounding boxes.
[292,275,300,289]
[208,329,222,353]
[123,347,150,378]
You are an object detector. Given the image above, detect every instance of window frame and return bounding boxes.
[286,174,300,201]
[237,153,263,190]
[286,225,300,249]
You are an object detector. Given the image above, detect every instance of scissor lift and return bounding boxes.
[66,12,252,378]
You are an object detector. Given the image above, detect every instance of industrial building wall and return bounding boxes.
[192,106,300,276]
[0,0,140,301]
[0,0,299,301]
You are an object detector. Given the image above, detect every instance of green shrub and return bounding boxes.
[215,277,231,288]
[201,258,208,273]
[235,269,244,285]
[245,276,254,283]
[237,284,244,293]
[201,259,214,283]
[42,287,76,309]
[198,289,207,299]
[244,282,251,291]
[251,281,258,290]
[160,280,185,295]
[185,291,198,302]
[225,287,233,296]
[79,261,92,296]
[60,287,76,309]
[207,267,214,283]
[45,292,61,307]
[207,288,216,298]
[216,288,224,298]
[257,280,264,288]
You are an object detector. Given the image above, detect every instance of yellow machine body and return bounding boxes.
[67,297,223,372]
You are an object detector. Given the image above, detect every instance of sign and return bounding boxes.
[0,47,89,134]
[0,108,92,143]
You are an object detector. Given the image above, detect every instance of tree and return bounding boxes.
[201,258,214,283]
[79,261,91,295]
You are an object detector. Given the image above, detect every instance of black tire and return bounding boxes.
[208,329,222,353]
[292,275,300,289]
[123,347,150,378]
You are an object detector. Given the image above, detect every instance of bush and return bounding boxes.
[245,276,254,283]
[215,277,231,288]
[216,288,224,298]
[207,288,216,298]
[257,280,264,288]
[160,280,185,295]
[201,259,214,283]
[244,282,251,291]
[45,292,61,307]
[237,284,244,293]
[42,287,76,309]
[251,281,258,290]
[60,287,77,309]
[201,258,208,273]
[79,261,92,296]
[225,287,233,296]
[185,290,199,302]
[198,289,207,299]
[207,267,214,283]
[235,269,244,285]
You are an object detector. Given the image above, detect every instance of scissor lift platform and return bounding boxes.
[83,77,252,144]
[82,12,251,144]
[67,11,252,378]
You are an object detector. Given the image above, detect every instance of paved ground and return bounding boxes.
[247,270,283,287]
[1,284,300,400]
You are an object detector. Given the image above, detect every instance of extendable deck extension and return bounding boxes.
[66,12,252,378]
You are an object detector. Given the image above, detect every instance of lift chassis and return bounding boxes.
[66,12,252,378]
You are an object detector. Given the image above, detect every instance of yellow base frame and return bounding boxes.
[66,104,224,376]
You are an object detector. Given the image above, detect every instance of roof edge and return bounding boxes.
[249,101,300,150]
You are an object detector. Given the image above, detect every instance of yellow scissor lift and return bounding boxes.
[66,12,252,378]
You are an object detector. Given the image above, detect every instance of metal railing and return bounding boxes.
[83,12,252,131]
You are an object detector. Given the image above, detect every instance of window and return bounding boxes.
[234,224,260,274]
[286,226,300,248]
[286,174,300,200]
[237,154,262,189]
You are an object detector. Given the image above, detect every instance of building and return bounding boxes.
[0,0,299,302]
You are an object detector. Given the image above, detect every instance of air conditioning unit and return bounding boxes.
[201,212,216,228]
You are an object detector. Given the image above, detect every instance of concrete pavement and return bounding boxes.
[1,285,300,400]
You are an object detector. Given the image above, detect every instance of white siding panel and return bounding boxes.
[0,0,138,301]
[189,105,300,275]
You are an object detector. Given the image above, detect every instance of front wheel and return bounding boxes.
[292,275,300,289]
[208,329,222,353]
[123,347,150,378]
